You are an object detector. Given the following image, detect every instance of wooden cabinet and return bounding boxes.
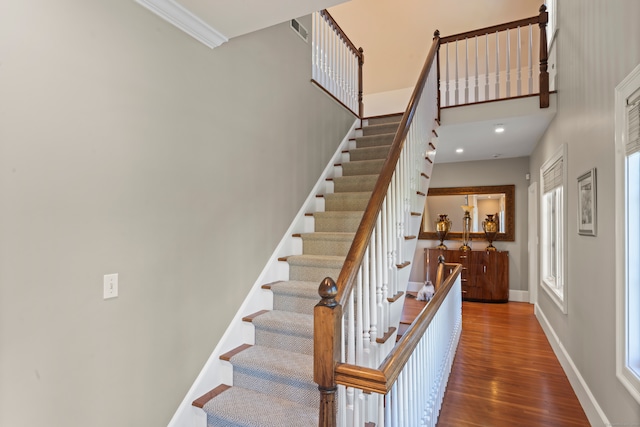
[425,248,509,303]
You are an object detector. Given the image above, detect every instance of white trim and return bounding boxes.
[615,62,640,405]
[539,143,568,313]
[528,182,539,304]
[508,290,530,302]
[135,0,228,49]
[535,305,611,427]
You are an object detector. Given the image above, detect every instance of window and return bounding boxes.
[540,144,567,313]
[616,63,640,404]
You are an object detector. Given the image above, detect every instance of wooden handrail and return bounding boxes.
[439,16,539,44]
[334,262,463,393]
[335,31,441,305]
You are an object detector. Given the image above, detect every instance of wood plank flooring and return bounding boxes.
[435,301,590,427]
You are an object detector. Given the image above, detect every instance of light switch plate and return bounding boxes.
[103,273,118,299]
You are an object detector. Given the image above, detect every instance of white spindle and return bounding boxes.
[506,29,511,97]
[362,246,371,367]
[464,38,469,103]
[485,34,490,101]
[528,23,533,94]
[474,36,479,102]
[517,26,522,96]
[445,43,450,106]
[454,41,459,105]
[495,31,500,99]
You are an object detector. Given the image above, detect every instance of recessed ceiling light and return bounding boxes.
[494,125,505,133]
[456,148,464,153]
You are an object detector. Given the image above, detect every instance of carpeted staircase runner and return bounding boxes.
[198,115,402,427]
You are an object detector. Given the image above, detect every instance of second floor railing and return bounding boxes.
[312,10,364,117]
[438,5,549,108]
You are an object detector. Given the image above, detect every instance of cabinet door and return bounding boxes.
[464,251,485,301]
[483,251,509,302]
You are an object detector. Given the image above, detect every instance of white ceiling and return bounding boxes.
[435,95,556,164]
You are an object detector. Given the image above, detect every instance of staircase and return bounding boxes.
[192,114,404,426]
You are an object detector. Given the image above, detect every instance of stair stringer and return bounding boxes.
[167,118,359,427]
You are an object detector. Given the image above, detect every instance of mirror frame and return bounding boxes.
[419,184,515,242]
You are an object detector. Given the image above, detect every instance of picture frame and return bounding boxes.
[577,168,597,236]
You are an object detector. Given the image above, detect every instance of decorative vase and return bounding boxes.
[460,205,473,251]
[434,214,452,249]
[482,213,499,251]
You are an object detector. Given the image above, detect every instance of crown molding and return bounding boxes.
[135,0,228,49]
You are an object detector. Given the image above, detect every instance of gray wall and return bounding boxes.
[529,0,640,424]
[411,157,530,292]
[0,2,354,427]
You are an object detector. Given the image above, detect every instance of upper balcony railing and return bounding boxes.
[312,10,364,117]
[438,5,549,109]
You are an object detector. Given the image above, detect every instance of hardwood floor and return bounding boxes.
[433,301,590,427]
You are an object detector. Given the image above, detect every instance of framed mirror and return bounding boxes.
[419,185,515,241]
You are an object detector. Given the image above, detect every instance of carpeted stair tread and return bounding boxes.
[355,132,396,148]
[348,145,392,161]
[341,159,385,176]
[365,114,403,126]
[269,280,323,315]
[313,211,364,232]
[299,231,356,256]
[362,121,401,136]
[324,192,371,211]
[202,386,318,427]
[333,174,379,192]
[286,254,345,268]
[252,310,314,355]
[229,345,317,406]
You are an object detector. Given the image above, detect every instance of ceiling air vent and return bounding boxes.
[290,18,308,42]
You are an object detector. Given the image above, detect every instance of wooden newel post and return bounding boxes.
[538,4,549,108]
[314,277,342,427]
[358,48,364,118]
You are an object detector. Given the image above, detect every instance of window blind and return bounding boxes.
[543,157,563,193]
[627,89,640,156]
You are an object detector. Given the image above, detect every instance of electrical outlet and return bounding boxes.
[103,273,118,299]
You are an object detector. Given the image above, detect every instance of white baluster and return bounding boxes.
[444,43,450,107]
[464,37,469,103]
[356,269,364,365]
[506,28,511,98]
[528,24,533,94]
[474,35,479,102]
[495,31,500,99]
[517,26,522,96]
[362,248,371,367]
[485,34,489,101]
[454,41,459,105]
[369,230,378,362]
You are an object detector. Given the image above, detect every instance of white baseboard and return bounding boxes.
[407,281,423,293]
[508,290,530,302]
[534,305,610,427]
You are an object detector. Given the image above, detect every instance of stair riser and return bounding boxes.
[272,294,317,316]
[355,134,395,148]
[288,265,342,282]
[302,239,353,256]
[366,115,403,126]
[333,176,378,193]
[348,145,391,162]
[362,122,400,136]
[342,160,384,176]
[254,328,313,355]
[325,196,369,211]
[314,216,362,233]
[232,370,317,407]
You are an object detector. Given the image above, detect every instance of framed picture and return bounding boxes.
[577,168,597,236]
